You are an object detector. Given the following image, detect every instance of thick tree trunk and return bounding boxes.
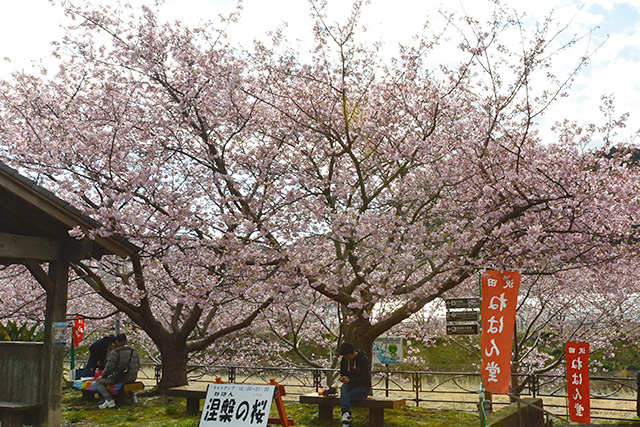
[155,340,189,393]
[342,316,375,364]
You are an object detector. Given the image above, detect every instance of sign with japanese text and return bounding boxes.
[372,337,403,364]
[446,297,480,335]
[480,269,521,394]
[200,383,275,426]
[445,297,480,309]
[565,342,590,424]
[446,310,479,322]
[72,316,84,347]
[446,323,479,335]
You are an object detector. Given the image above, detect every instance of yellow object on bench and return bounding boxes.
[122,382,145,392]
[115,382,145,405]
[299,393,406,427]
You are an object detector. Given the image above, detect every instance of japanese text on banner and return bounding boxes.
[480,269,520,394]
[565,342,590,424]
[200,384,275,427]
[72,316,84,347]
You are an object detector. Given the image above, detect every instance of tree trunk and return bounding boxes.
[342,316,375,364]
[510,360,519,402]
[155,340,189,393]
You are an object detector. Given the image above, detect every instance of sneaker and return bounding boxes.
[341,411,352,424]
[98,399,116,409]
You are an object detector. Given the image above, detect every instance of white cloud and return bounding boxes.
[0,0,65,76]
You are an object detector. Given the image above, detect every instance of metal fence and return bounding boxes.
[150,364,638,423]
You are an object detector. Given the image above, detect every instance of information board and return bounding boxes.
[445,297,480,335]
[445,297,480,309]
[200,383,276,427]
[53,321,67,347]
[372,337,403,364]
[446,324,479,335]
[446,310,479,322]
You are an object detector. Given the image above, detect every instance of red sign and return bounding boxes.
[565,342,590,424]
[72,316,85,347]
[480,269,521,394]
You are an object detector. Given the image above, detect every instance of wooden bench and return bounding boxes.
[76,381,145,404]
[167,384,208,414]
[299,393,406,427]
[0,401,40,427]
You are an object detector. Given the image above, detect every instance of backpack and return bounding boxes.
[108,349,133,383]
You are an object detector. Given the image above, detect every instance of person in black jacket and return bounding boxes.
[338,342,371,425]
[76,334,115,379]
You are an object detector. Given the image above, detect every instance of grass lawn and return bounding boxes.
[62,388,479,426]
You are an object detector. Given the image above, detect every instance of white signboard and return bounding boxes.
[53,322,67,347]
[372,337,403,364]
[200,383,275,427]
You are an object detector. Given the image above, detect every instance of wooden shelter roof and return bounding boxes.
[0,160,138,264]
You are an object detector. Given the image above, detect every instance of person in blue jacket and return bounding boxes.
[338,342,371,426]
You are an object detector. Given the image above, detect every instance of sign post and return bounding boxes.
[445,297,480,309]
[445,297,480,336]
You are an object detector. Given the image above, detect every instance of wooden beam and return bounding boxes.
[61,238,96,262]
[0,233,99,262]
[0,173,133,258]
[0,233,60,261]
[40,261,68,427]
[24,259,54,293]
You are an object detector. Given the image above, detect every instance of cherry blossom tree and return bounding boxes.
[0,264,121,356]
[0,1,293,391]
[2,0,640,391]
[245,1,640,361]
[402,263,640,392]
[0,266,45,324]
[510,263,640,389]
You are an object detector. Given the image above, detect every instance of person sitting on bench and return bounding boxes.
[94,333,140,409]
[76,334,115,379]
[338,342,371,426]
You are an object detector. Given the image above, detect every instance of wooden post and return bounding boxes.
[370,407,385,427]
[637,371,640,418]
[186,397,200,415]
[268,379,293,427]
[40,260,69,427]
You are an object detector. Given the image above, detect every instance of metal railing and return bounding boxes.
[150,364,638,423]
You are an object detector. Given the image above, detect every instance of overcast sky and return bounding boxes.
[1,0,640,143]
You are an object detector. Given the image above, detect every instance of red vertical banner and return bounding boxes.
[481,269,521,394]
[72,316,84,347]
[565,342,590,424]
